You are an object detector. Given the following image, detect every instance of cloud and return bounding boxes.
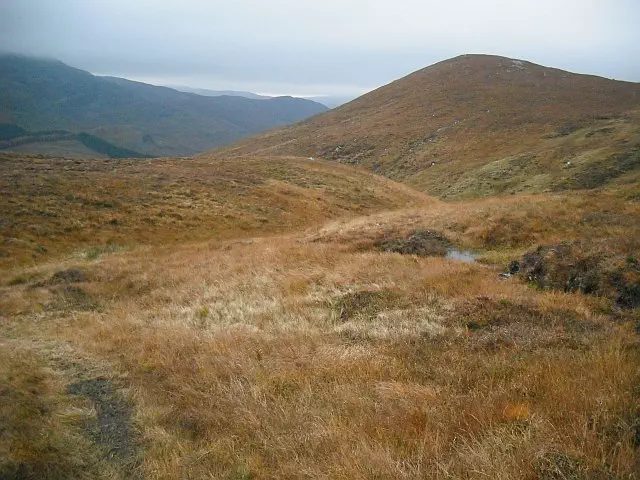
[1,0,639,94]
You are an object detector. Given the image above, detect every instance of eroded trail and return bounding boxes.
[0,333,142,479]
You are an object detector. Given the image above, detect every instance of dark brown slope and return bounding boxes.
[215,54,640,198]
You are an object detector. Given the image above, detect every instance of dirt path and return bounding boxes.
[0,333,142,479]
[67,377,140,475]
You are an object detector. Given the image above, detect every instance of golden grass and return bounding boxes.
[3,232,637,478]
[53,239,639,478]
[309,188,640,257]
[1,154,638,478]
[0,153,431,271]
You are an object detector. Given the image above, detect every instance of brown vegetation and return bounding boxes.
[1,150,638,478]
[216,55,640,199]
[0,152,429,269]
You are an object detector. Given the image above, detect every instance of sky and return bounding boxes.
[1,0,639,99]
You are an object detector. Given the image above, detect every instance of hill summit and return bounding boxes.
[218,54,640,198]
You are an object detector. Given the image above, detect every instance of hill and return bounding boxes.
[0,55,328,157]
[218,54,640,198]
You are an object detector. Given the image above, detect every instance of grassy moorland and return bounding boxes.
[1,151,638,479]
[0,153,428,269]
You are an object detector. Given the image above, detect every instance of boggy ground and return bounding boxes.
[1,154,639,479]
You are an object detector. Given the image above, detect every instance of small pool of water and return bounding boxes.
[445,249,477,263]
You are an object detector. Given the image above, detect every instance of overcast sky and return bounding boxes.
[1,0,639,98]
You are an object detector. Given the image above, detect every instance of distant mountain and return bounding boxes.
[0,55,328,157]
[169,86,349,109]
[303,95,357,108]
[217,54,640,198]
[166,85,272,100]
[167,86,351,109]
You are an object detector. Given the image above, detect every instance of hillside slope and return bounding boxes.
[217,54,640,198]
[0,152,431,267]
[0,55,327,157]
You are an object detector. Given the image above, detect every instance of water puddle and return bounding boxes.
[446,248,477,263]
[371,229,479,263]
